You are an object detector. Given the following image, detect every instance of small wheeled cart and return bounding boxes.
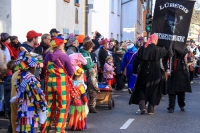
[96,83,115,110]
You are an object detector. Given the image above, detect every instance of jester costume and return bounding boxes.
[13,48,47,133]
[42,37,74,133]
[68,80,88,131]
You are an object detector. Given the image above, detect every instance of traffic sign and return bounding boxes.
[123,28,135,33]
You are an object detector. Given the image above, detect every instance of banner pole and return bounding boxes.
[169,57,172,73]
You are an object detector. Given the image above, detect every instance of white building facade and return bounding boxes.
[121,0,145,42]
[88,0,121,41]
[0,0,85,42]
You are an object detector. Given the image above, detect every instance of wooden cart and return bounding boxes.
[96,87,115,110]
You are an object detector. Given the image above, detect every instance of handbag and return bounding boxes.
[123,53,135,76]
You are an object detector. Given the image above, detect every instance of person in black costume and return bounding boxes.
[164,48,192,113]
[129,34,168,115]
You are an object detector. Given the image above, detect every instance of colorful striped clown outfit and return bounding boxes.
[11,48,47,133]
[42,37,74,133]
[68,67,88,131]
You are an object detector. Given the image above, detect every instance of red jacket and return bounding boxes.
[7,43,20,60]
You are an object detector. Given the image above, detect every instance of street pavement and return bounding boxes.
[0,78,200,133]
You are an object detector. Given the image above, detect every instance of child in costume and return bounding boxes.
[87,68,100,113]
[103,56,115,87]
[68,67,88,131]
[11,48,47,133]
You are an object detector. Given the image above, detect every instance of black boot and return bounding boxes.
[180,107,185,112]
[168,108,174,113]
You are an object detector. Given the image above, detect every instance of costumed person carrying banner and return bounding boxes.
[151,0,195,113]
[11,47,47,133]
[164,48,192,113]
[43,37,74,133]
[129,34,169,115]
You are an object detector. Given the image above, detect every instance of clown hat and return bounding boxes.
[74,66,84,76]
[50,37,67,48]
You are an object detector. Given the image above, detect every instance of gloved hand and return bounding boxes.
[39,110,48,124]
[10,95,18,103]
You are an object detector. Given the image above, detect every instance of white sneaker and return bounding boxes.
[190,81,193,83]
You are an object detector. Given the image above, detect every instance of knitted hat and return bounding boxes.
[50,37,67,48]
[77,35,85,43]
[99,38,109,45]
[15,47,42,70]
[66,37,77,47]
[1,33,10,42]
[74,66,84,76]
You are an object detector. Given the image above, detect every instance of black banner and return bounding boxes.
[151,0,195,54]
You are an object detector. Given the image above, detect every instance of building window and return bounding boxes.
[74,30,79,35]
[111,33,113,38]
[111,0,114,13]
[117,34,119,41]
[63,28,69,35]
[64,0,70,3]
[75,8,79,24]
[75,0,80,7]
[189,33,191,36]
[117,0,120,16]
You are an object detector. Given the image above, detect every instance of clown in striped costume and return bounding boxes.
[42,37,74,133]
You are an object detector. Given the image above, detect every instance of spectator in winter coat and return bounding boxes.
[113,45,124,90]
[189,41,200,78]
[4,60,15,133]
[98,39,109,82]
[0,50,7,81]
[49,28,59,39]
[0,33,12,62]
[120,42,127,53]
[186,46,195,83]
[34,33,51,91]
[21,30,42,52]
[65,37,79,55]
[91,31,102,62]
[103,56,115,87]
[34,34,51,56]
[9,36,21,60]
[80,40,95,77]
